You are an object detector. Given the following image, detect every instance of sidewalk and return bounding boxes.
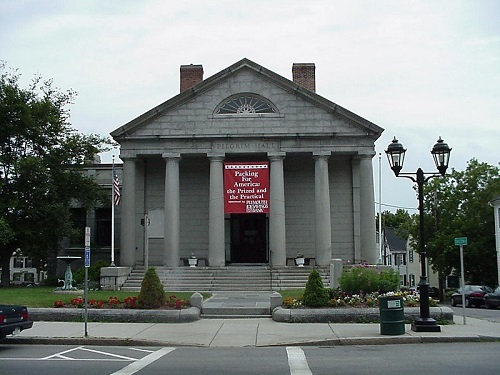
[8,315,500,347]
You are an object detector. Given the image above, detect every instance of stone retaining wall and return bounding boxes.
[29,307,200,323]
[272,306,454,323]
[29,306,454,324]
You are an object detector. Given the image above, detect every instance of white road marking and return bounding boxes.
[0,346,158,362]
[109,347,176,375]
[286,347,313,375]
[41,346,82,360]
[127,348,155,353]
[79,347,137,361]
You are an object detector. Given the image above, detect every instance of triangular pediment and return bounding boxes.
[111,58,383,142]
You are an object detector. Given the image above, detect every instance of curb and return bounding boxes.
[4,337,204,347]
[6,334,498,348]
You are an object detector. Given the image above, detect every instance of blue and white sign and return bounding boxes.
[84,247,91,268]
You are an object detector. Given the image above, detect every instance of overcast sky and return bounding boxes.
[2,0,499,213]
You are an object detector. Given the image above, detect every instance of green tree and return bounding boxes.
[0,218,13,246]
[381,209,411,230]
[0,62,112,285]
[406,159,500,286]
[377,209,412,239]
[303,269,329,307]
[137,267,166,309]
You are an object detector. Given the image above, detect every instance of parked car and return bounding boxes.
[450,285,493,307]
[0,304,33,339]
[485,286,500,309]
[427,286,440,299]
[410,286,440,299]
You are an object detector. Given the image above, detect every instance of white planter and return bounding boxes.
[188,258,197,268]
[295,257,305,267]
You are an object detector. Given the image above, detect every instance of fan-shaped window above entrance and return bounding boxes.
[215,94,278,115]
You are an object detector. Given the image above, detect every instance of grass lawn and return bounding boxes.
[0,287,209,308]
[278,289,304,300]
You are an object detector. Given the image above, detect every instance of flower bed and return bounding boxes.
[52,295,190,310]
[282,290,438,309]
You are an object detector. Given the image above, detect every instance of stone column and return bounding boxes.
[352,159,361,262]
[269,153,286,266]
[208,155,225,267]
[163,153,181,267]
[359,155,377,264]
[119,155,137,267]
[314,152,332,266]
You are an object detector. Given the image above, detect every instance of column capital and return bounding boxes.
[354,152,376,160]
[207,153,225,161]
[267,152,286,160]
[119,154,137,161]
[313,151,331,159]
[162,153,181,160]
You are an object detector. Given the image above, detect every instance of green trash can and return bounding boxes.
[379,296,405,335]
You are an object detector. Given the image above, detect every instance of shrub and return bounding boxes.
[338,266,400,294]
[303,269,329,307]
[73,260,109,285]
[377,269,400,293]
[137,267,166,309]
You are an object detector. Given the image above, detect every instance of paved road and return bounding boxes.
[1,343,500,374]
[450,304,500,323]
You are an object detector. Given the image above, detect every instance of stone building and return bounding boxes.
[489,196,500,286]
[110,58,383,271]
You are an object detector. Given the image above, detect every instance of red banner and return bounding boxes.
[224,162,269,214]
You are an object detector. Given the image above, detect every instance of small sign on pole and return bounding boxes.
[85,227,91,247]
[84,227,90,337]
[454,237,468,325]
[84,247,91,268]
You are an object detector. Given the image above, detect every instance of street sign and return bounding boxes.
[85,226,91,247]
[84,247,91,267]
[454,237,468,246]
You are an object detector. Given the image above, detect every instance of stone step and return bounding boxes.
[201,314,272,319]
[121,265,330,291]
[201,307,271,316]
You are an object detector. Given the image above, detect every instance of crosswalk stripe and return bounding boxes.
[286,347,313,375]
[110,347,175,375]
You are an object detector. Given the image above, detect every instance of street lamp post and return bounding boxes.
[385,137,451,332]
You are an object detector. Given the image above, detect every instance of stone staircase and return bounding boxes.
[200,291,274,319]
[271,266,329,290]
[120,265,330,292]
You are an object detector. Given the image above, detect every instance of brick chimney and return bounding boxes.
[180,64,204,92]
[292,63,316,92]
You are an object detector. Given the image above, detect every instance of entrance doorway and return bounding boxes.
[230,214,268,263]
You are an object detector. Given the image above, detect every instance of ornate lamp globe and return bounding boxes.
[431,137,451,176]
[385,137,406,176]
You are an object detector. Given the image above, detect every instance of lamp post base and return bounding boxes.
[411,318,441,332]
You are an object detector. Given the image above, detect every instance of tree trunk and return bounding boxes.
[46,246,59,282]
[0,251,13,286]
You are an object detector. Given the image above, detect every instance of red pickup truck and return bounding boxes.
[0,304,33,339]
